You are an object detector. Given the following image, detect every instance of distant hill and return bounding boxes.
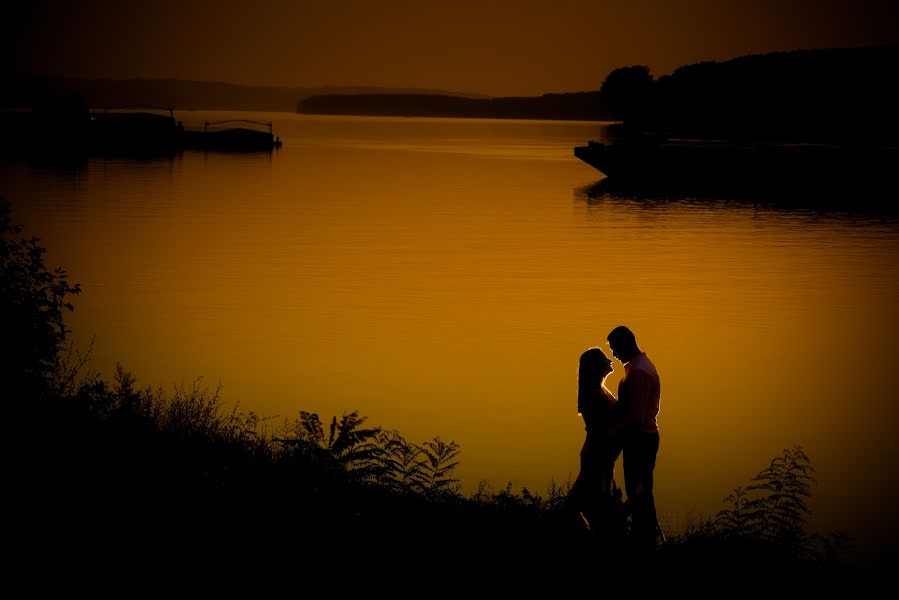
[298,92,612,121]
[0,74,481,112]
[1,74,610,123]
[601,44,899,143]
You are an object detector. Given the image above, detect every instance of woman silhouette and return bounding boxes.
[569,347,623,535]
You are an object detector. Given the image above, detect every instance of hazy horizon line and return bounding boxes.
[5,71,568,100]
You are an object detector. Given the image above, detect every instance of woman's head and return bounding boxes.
[578,347,613,389]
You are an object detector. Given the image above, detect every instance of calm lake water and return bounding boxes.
[3,112,898,552]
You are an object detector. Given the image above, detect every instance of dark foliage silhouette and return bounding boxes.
[712,446,817,557]
[599,65,653,124]
[659,445,855,585]
[1,197,81,399]
[598,45,899,143]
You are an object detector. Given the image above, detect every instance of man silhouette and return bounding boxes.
[607,326,661,556]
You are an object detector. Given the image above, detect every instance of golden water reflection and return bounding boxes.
[3,113,898,552]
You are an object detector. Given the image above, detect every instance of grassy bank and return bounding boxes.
[2,197,859,590]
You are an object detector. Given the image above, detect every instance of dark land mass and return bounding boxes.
[298,91,612,121]
[601,44,899,144]
[575,45,899,194]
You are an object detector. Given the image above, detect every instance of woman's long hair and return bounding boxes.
[578,347,610,415]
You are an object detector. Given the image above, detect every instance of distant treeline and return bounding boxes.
[298,92,613,121]
[601,45,899,143]
[297,45,899,138]
[0,73,477,112]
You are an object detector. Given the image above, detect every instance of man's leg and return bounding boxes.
[624,433,659,554]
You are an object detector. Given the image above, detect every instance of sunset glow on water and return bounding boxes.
[4,113,898,552]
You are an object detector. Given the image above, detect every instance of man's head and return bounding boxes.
[607,325,640,364]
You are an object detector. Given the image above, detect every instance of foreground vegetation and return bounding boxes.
[2,198,860,589]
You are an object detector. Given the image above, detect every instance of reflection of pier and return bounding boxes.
[574,138,899,195]
[183,119,283,152]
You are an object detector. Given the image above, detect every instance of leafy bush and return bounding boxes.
[1,198,80,398]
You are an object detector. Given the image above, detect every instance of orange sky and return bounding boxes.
[6,0,899,96]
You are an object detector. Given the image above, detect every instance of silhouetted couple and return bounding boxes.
[569,326,661,557]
